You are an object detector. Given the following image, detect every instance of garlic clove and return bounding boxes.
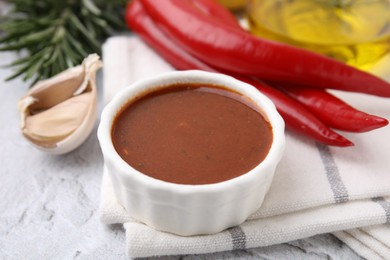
[18,54,102,154]
[24,92,92,144]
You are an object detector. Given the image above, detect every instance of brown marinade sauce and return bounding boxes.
[111,83,273,185]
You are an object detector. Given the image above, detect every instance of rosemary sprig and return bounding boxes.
[0,0,127,85]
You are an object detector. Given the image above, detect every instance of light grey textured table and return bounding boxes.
[0,50,364,259]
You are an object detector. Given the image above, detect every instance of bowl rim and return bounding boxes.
[98,70,285,194]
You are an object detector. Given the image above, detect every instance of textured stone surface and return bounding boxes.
[0,51,363,259]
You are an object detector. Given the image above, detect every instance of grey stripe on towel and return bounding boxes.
[228,226,246,250]
[372,197,390,223]
[316,143,349,203]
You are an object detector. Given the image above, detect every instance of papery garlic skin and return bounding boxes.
[18,54,102,154]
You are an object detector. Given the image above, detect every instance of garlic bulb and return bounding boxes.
[18,54,102,154]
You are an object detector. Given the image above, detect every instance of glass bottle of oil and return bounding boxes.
[246,0,390,71]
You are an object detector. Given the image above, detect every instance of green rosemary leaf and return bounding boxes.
[65,32,89,57]
[65,56,75,68]
[68,13,101,52]
[2,48,48,68]
[21,27,56,43]
[0,27,55,51]
[82,0,101,16]
[0,25,37,43]
[84,17,98,38]
[0,41,37,51]
[23,54,47,81]
[43,45,60,68]
[0,21,36,34]
[52,27,66,44]
[6,69,27,81]
[57,50,67,72]
[90,16,108,30]
[100,12,126,31]
[40,67,50,81]
[1,56,32,68]
[51,60,61,76]
[5,58,38,81]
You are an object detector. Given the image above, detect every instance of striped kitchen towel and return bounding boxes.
[99,36,390,259]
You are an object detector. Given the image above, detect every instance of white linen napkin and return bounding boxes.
[100,36,390,259]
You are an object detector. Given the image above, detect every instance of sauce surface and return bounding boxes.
[111,84,273,185]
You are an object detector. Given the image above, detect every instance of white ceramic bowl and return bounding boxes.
[98,70,285,236]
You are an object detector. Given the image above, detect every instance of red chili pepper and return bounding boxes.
[280,87,389,132]
[126,0,354,147]
[140,0,390,98]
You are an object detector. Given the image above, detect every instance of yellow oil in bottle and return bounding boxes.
[246,0,390,71]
